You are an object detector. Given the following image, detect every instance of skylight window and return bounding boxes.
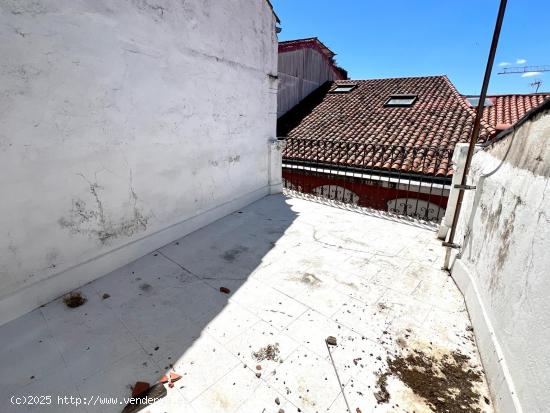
[385,95,417,107]
[332,84,356,93]
[466,97,493,107]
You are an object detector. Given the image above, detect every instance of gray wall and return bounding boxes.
[0,0,278,324]
[277,47,341,117]
[451,108,550,413]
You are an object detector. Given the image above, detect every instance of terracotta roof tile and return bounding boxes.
[464,93,550,130]
[278,75,495,177]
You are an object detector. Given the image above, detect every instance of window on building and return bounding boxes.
[466,97,493,107]
[384,95,417,107]
[331,84,357,93]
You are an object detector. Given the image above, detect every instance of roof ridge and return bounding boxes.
[278,37,319,44]
[463,93,550,97]
[442,76,496,137]
[334,75,448,82]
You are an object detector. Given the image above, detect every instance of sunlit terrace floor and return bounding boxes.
[0,194,493,413]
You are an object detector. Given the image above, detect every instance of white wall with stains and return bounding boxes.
[0,0,278,324]
[450,107,550,413]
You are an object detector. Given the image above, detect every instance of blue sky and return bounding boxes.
[271,0,550,95]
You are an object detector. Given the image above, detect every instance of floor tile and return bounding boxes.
[230,280,308,331]
[156,334,240,402]
[190,364,261,412]
[204,302,260,344]
[41,285,142,382]
[235,381,296,413]
[226,320,299,376]
[76,348,160,413]
[266,346,342,412]
[0,309,63,389]
[283,309,353,359]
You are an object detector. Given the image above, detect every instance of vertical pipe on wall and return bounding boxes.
[443,0,507,270]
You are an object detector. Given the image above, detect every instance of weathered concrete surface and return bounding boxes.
[0,195,493,412]
[0,0,278,324]
[451,108,550,413]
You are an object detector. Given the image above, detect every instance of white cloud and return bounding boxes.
[521,71,542,77]
[516,58,527,64]
[499,62,511,67]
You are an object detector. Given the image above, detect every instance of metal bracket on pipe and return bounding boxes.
[454,184,476,190]
[442,241,460,249]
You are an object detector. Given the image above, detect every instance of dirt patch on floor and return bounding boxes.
[63,291,87,308]
[222,246,248,262]
[252,343,280,362]
[375,348,485,412]
[374,372,391,404]
[293,272,322,287]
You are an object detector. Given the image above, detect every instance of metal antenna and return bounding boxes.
[497,65,550,75]
[530,80,543,93]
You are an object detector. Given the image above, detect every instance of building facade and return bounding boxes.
[277,37,346,118]
[279,75,549,221]
[278,76,495,221]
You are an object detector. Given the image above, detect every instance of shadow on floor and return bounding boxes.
[0,194,298,412]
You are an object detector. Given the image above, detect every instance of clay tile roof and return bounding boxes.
[464,93,550,130]
[278,75,495,177]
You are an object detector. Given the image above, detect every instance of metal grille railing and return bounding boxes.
[282,139,454,222]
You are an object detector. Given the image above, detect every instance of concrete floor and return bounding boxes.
[0,194,493,412]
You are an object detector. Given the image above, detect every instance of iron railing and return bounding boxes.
[282,139,454,222]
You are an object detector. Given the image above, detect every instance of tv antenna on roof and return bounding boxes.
[530,80,543,93]
[497,65,550,75]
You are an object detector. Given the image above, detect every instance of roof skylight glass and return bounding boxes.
[385,95,417,107]
[332,84,356,93]
[466,97,493,107]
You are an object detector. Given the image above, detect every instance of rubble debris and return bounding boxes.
[326,336,337,346]
[253,343,280,362]
[219,286,231,294]
[376,349,484,412]
[299,272,322,287]
[169,372,182,382]
[122,383,166,413]
[102,293,111,300]
[373,373,390,404]
[63,291,87,308]
[131,382,150,397]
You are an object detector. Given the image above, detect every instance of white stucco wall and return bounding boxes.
[0,0,278,324]
[450,108,550,413]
